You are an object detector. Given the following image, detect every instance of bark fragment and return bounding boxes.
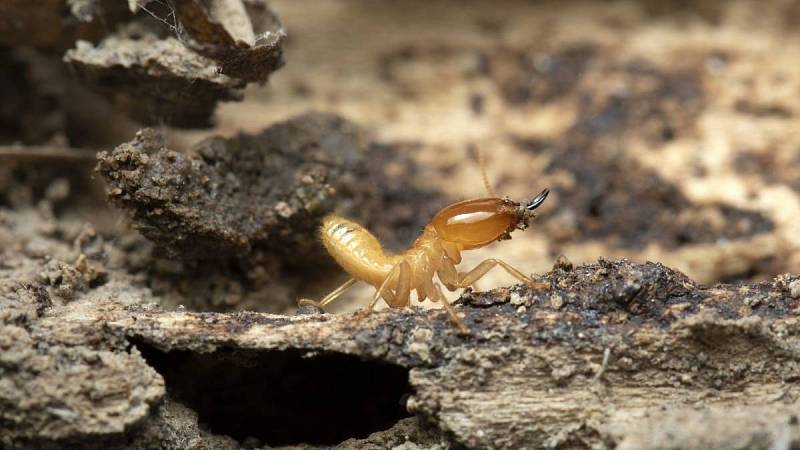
[169,0,286,83]
[99,259,800,449]
[61,0,285,127]
[65,34,243,128]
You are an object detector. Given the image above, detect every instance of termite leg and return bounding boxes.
[437,254,460,291]
[441,241,462,264]
[432,282,470,335]
[380,288,397,306]
[298,278,358,310]
[455,258,550,290]
[354,262,403,322]
[385,261,412,308]
[455,267,483,291]
[470,278,482,292]
[419,277,436,303]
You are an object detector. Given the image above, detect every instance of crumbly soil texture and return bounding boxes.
[3,1,800,449]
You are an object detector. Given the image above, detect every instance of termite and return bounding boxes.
[299,149,549,334]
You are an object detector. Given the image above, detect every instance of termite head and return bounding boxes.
[431,188,550,250]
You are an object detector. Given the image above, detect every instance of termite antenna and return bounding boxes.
[526,188,550,210]
[477,145,496,197]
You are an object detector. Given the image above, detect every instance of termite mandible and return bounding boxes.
[299,148,550,334]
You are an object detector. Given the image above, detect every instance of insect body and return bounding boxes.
[299,155,550,334]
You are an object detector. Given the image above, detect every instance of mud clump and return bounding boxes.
[97,112,370,262]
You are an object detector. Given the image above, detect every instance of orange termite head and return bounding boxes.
[432,188,550,250]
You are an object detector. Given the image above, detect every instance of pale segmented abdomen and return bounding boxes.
[320,215,398,286]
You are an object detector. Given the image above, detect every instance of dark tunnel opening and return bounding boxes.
[135,342,413,446]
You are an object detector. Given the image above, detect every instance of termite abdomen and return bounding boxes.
[320,215,395,286]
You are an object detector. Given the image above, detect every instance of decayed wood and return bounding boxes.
[24,258,796,449]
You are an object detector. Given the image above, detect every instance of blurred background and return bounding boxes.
[2,0,799,314]
[228,0,800,308]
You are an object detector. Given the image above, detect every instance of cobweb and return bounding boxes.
[133,0,187,42]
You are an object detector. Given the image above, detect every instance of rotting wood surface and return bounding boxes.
[6,254,800,449]
[116,258,800,449]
